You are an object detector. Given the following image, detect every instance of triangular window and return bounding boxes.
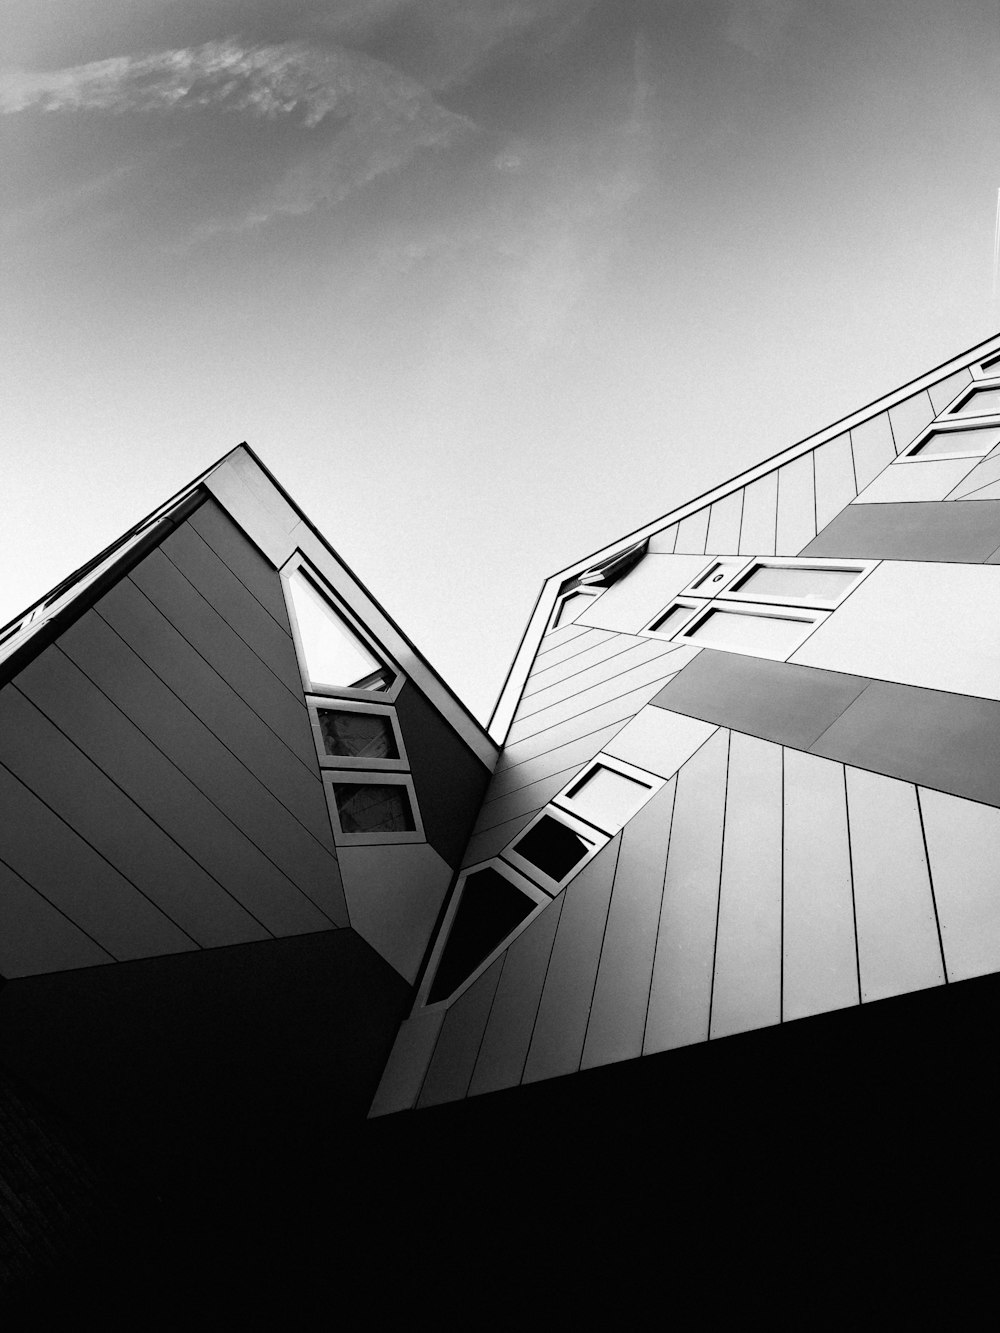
[287,565,395,693]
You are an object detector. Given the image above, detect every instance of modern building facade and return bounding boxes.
[4,333,1000,1299]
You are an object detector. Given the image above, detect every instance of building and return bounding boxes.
[4,334,1000,1308]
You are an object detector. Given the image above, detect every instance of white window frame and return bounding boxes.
[549,586,601,630]
[972,352,1000,378]
[551,753,667,836]
[501,806,610,895]
[716,557,876,612]
[307,696,409,772]
[641,597,704,643]
[281,552,403,702]
[417,859,548,1011]
[896,420,1000,464]
[322,770,424,847]
[678,557,754,600]
[673,599,827,661]
[936,377,1000,424]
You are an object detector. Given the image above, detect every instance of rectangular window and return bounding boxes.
[502,810,603,893]
[323,771,424,845]
[945,385,1000,418]
[645,599,701,639]
[725,562,862,605]
[308,698,407,770]
[677,604,820,659]
[900,424,1000,461]
[552,757,662,834]
[684,557,751,598]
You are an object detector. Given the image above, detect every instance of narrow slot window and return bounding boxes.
[687,558,748,596]
[647,601,700,637]
[681,606,816,657]
[726,564,860,603]
[559,763,653,831]
[905,425,1000,459]
[287,566,394,692]
[427,867,538,1005]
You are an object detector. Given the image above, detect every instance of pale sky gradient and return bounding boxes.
[2,0,999,722]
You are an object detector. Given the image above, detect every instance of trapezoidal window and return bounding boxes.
[554,761,657,833]
[677,604,820,659]
[723,561,865,608]
[900,424,1000,462]
[286,563,396,694]
[551,588,599,629]
[425,865,540,1006]
[309,700,405,768]
[944,384,1000,419]
[323,771,423,845]
[502,810,604,893]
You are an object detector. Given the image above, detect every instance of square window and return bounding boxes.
[317,708,399,761]
[332,781,415,834]
[510,814,596,883]
[557,762,655,832]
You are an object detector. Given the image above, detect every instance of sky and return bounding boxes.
[2,0,999,723]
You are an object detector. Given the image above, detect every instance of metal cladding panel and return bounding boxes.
[188,497,293,627]
[775,455,816,555]
[573,555,713,634]
[644,728,728,1054]
[0,859,112,977]
[650,650,869,752]
[516,639,667,719]
[972,480,1000,503]
[850,414,896,490]
[472,764,585,835]
[534,622,597,658]
[529,627,616,674]
[0,688,268,952]
[368,1010,446,1117]
[462,811,539,867]
[800,500,1000,563]
[130,548,315,768]
[647,524,678,553]
[337,843,453,984]
[581,780,676,1070]
[0,761,196,963]
[57,611,345,918]
[706,490,744,554]
[485,722,626,803]
[853,458,978,504]
[674,507,710,555]
[813,433,858,531]
[524,632,646,698]
[604,705,716,780]
[16,647,334,936]
[522,834,621,1085]
[845,767,945,1003]
[417,956,504,1108]
[95,578,333,848]
[888,389,936,454]
[790,561,1000,702]
[710,733,782,1040]
[738,473,778,556]
[810,679,1000,809]
[468,895,565,1097]
[782,750,859,1021]
[918,788,1000,983]
[204,449,301,568]
[927,366,973,415]
[945,449,1000,501]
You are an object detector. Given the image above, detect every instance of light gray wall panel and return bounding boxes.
[129,550,315,768]
[845,767,944,1002]
[530,627,615,673]
[485,722,626,803]
[581,779,676,1070]
[369,1010,446,1117]
[850,414,896,490]
[187,497,291,628]
[524,631,644,698]
[974,480,1000,503]
[574,555,713,634]
[417,956,504,1108]
[674,507,710,555]
[58,612,345,918]
[918,787,1000,983]
[945,449,1000,500]
[16,647,334,936]
[738,473,778,556]
[522,834,620,1084]
[710,733,782,1040]
[161,523,303,695]
[468,895,565,1097]
[96,578,333,848]
[644,728,728,1053]
[706,490,744,554]
[775,455,816,555]
[888,389,935,454]
[791,560,1000,702]
[647,524,678,553]
[516,639,670,719]
[472,763,582,834]
[0,762,196,962]
[0,859,112,978]
[505,648,695,746]
[650,649,869,752]
[813,433,857,531]
[605,705,716,780]
[927,366,973,414]
[0,688,269,950]
[801,499,1000,563]
[782,750,859,1021]
[853,458,977,504]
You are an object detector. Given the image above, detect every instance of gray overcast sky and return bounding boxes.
[2,0,999,722]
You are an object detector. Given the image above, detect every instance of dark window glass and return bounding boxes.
[427,868,536,1004]
[317,709,399,760]
[512,815,592,882]
[333,782,414,834]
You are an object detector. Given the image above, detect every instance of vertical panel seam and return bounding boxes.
[735,486,746,554]
[810,448,819,542]
[0,850,118,964]
[842,765,863,1006]
[576,833,624,1071]
[779,746,785,1024]
[706,729,731,1041]
[461,958,507,1102]
[641,775,679,1054]
[914,785,949,984]
[518,893,566,1086]
[847,429,859,495]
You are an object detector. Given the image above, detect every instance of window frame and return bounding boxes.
[550,753,667,836]
[500,806,610,895]
[895,419,1000,464]
[972,352,1000,378]
[678,556,754,600]
[306,695,409,772]
[641,597,704,643]
[672,599,826,660]
[322,769,425,847]
[549,586,601,630]
[936,378,1000,424]
[716,556,876,611]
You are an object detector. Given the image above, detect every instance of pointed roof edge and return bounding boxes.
[486,328,1000,740]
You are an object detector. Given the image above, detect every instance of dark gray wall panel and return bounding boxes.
[811,680,1000,809]
[462,810,539,867]
[522,834,620,1085]
[187,497,292,629]
[393,682,492,870]
[129,549,314,768]
[160,522,303,695]
[467,895,565,1097]
[57,612,345,919]
[800,500,1000,563]
[0,763,196,962]
[417,956,504,1108]
[649,650,869,751]
[95,578,334,849]
[15,646,337,935]
[0,688,269,951]
[0,859,112,977]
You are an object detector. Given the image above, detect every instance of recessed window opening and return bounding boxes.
[426,866,538,1005]
[679,605,816,657]
[287,566,394,692]
[510,814,596,883]
[727,564,859,602]
[648,600,700,636]
[552,589,598,628]
[903,425,1000,460]
[557,763,654,832]
[316,708,399,761]
[946,384,1000,418]
[687,558,749,596]
[331,781,414,834]
[979,353,1000,374]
